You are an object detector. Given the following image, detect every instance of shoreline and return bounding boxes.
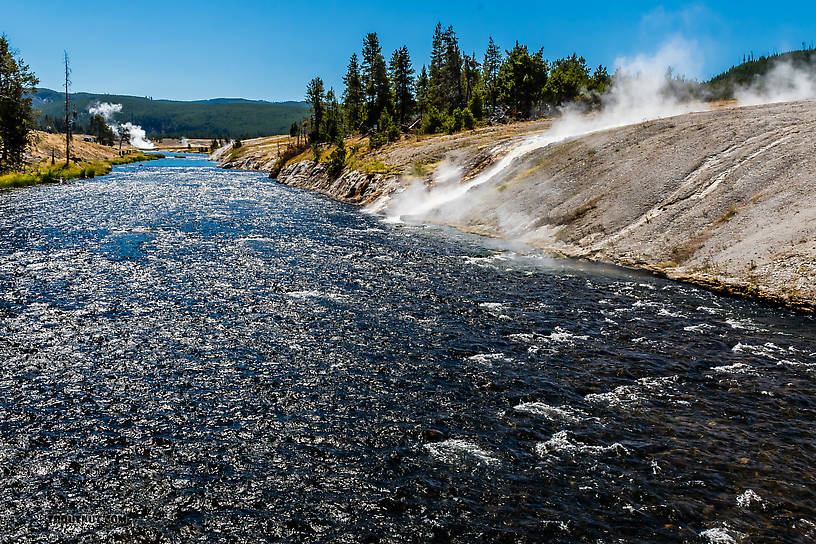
[263,100,816,315]
[0,152,164,190]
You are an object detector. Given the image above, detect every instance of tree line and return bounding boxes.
[302,23,612,148]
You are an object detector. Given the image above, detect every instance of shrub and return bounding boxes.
[420,106,445,134]
[326,140,347,179]
[369,131,388,149]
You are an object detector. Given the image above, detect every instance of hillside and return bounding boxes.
[261,100,816,313]
[704,47,816,99]
[33,89,309,139]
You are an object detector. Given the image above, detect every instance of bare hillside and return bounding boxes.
[273,100,815,311]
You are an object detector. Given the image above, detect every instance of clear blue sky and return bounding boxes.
[2,0,814,102]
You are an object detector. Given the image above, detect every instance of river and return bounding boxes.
[0,155,814,542]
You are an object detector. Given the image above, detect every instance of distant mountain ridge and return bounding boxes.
[33,88,309,139]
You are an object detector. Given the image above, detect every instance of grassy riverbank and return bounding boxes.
[0,153,164,190]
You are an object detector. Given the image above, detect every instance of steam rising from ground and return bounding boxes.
[736,61,816,106]
[119,122,155,149]
[88,102,122,120]
[87,102,155,149]
[375,40,706,221]
[374,40,816,224]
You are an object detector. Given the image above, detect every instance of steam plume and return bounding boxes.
[87,101,155,149]
[375,39,707,221]
[736,61,816,106]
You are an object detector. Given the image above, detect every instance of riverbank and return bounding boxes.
[218,100,816,313]
[0,151,163,190]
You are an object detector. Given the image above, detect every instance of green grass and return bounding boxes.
[0,153,164,190]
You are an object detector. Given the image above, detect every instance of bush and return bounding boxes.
[369,131,388,149]
[420,106,445,134]
[469,91,485,120]
[269,143,307,178]
[326,140,347,179]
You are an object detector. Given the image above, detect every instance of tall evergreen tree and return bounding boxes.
[322,87,342,143]
[305,77,325,142]
[427,24,463,113]
[361,33,391,130]
[441,26,463,111]
[88,114,115,146]
[483,36,502,108]
[545,53,591,105]
[416,65,429,117]
[428,22,445,108]
[461,52,480,105]
[342,53,364,133]
[496,43,548,118]
[389,46,415,126]
[0,36,39,171]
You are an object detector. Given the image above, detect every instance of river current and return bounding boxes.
[0,156,814,543]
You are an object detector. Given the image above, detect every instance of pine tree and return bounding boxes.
[427,24,463,113]
[322,88,342,143]
[442,26,463,111]
[416,65,429,117]
[483,36,502,108]
[461,52,480,105]
[0,36,39,171]
[361,33,391,130]
[496,43,548,118]
[427,23,447,111]
[342,53,364,133]
[389,46,415,126]
[305,77,325,142]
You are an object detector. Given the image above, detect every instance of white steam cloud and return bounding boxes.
[374,38,707,221]
[373,39,816,226]
[735,61,816,106]
[119,122,155,150]
[88,101,122,121]
[87,102,155,149]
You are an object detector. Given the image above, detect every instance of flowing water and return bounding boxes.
[0,156,814,543]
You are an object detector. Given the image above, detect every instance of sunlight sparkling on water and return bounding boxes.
[0,155,814,542]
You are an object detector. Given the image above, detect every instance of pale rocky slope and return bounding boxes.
[257,100,815,312]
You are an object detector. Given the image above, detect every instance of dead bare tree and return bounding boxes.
[63,51,71,166]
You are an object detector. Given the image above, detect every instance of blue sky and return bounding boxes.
[2,1,814,102]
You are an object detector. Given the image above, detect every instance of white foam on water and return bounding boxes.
[546,327,590,344]
[585,375,682,408]
[658,307,686,318]
[711,362,758,375]
[732,342,796,361]
[466,353,512,366]
[725,318,765,332]
[426,439,499,466]
[535,430,628,457]
[736,489,763,510]
[513,402,583,423]
[684,323,715,332]
[700,526,744,544]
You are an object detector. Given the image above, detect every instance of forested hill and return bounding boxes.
[705,46,816,99]
[32,89,309,138]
